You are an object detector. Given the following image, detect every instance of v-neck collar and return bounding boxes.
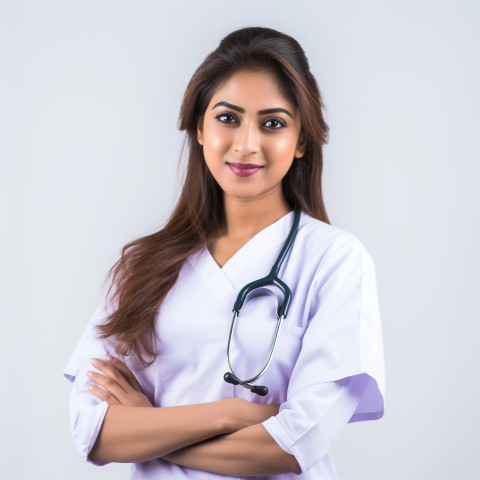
[187,210,296,295]
[220,210,294,278]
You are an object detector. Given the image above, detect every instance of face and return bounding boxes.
[197,70,305,203]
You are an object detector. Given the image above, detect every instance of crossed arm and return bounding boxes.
[86,355,301,476]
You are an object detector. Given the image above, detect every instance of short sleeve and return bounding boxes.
[261,236,384,475]
[287,235,385,421]
[63,298,116,466]
[262,374,371,474]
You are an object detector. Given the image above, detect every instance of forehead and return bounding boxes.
[208,70,296,111]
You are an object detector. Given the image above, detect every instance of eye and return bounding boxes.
[263,118,287,129]
[215,112,238,124]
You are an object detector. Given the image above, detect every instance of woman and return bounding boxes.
[64,26,385,479]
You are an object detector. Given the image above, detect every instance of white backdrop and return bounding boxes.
[1,1,479,479]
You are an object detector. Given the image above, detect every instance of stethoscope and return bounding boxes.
[223,208,301,396]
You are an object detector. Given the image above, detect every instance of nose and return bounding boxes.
[232,120,260,156]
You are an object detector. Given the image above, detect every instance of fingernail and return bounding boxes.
[90,358,99,365]
[105,353,113,361]
[86,371,93,377]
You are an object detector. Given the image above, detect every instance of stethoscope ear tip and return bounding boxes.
[251,385,268,396]
[224,372,268,396]
[224,372,240,385]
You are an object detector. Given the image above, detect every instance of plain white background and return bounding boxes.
[1,1,479,478]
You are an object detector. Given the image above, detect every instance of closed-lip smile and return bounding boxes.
[226,162,264,177]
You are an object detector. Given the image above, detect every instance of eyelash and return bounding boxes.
[215,112,287,129]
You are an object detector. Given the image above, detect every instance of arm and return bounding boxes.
[163,423,301,477]
[90,400,259,463]
[87,356,279,464]
[163,376,370,476]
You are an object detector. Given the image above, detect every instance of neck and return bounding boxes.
[222,188,292,241]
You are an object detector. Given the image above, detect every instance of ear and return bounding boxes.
[197,121,204,146]
[294,132,306,158]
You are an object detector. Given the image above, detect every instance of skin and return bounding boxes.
[88,70,304,475]
[198,69,305,267]
[87,356,280,464]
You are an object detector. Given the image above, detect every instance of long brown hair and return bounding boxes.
[97,27,331,366]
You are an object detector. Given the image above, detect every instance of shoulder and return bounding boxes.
[296,211,373,267]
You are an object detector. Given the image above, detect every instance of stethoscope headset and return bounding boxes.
[223,208,301,396]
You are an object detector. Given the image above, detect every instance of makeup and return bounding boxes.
[227,162,264,177]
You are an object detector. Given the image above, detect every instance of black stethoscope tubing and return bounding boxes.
[223,208,301,396]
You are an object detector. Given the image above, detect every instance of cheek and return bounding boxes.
[203,131,231,160]
[264,135,299,162]
[203,146,224,176]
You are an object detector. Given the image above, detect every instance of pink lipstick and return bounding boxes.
[227,162,264,177]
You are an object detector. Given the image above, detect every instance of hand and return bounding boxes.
[87,354,153,407]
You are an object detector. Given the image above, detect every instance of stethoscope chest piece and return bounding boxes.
[223,208,301,396]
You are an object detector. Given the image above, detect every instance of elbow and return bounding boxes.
[287,454,302,475]
[87,429,126,464]
[269,448,301,475]
[87,436,109,464]
[293,461,302,475]
[69,400,111,465]
[88,442,101,464]
[86,418,117,464]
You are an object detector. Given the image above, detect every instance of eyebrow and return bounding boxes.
[212,101,295,119]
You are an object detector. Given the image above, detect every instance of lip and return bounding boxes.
[227,162,264,177]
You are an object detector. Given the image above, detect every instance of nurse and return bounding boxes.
[64,26,385,479]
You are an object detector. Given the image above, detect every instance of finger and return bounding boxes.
[87,383,120,405]
[87,370,126,401]
[104,354,143,393]
[90,358,130,392]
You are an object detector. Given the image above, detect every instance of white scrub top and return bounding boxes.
[64,210,385,479]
